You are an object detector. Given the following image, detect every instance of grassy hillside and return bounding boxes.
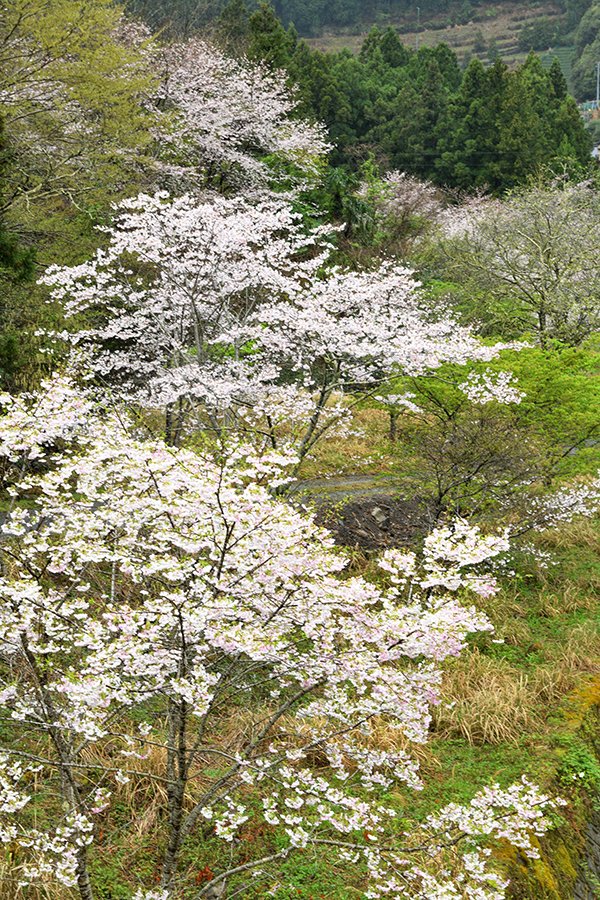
[307,0,567,68]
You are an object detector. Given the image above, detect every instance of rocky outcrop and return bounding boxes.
[288,475,432,549]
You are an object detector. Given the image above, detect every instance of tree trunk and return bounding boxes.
[165,403,174,446]
[22,641,95,900]
[76,848,95,900]
[538,305,548,348]
[389,409,399,442]
[161,697,189,889]
[294,378,336,474]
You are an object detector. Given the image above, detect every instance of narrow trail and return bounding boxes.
[287,473,400,503]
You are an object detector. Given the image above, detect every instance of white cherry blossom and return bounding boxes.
[0,381,561,898]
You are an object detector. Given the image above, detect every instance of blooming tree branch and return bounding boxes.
[0,379,562,898]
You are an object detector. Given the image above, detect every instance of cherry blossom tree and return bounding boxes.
[243,266,524,463]
[1,3,329,212]
[41,191,521,461]
[436,192,501,241]
[357,170,444,237]
[440,180,600,345]
[0,376,562,899]
[518,471,600,534]
[155,37,330,189]
[41,190,330,440]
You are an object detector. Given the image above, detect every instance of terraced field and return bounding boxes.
[542,43,576,87]
[307,0,567,68]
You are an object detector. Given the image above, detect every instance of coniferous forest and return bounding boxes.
[0,2,600,899]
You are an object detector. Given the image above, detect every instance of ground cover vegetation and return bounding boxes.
[0,1,599,899]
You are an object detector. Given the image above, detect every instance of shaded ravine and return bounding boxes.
[574,808,600,900]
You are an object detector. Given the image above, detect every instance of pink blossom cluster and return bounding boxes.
[437,193,503,240]
[358,170,444,229]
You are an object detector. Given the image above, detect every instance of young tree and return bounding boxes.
[392,377,536,524]
[377,347,600,527]
[440,180,600,346]
[0,376,562,899]
[356,169,444,245]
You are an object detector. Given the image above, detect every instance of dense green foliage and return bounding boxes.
[125,0,600,104]
[0,0,156,391]
[517,17,561,53]
[0,119,34,283]
[572,1,600,98]
[237,8,591,191]
[384,347,600,520]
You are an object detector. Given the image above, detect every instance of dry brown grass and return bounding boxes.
[538,518,600,555]
[276,712,438,779]
[431,614,600,746]
[476,586,533,646]
[300,407,394,479]
[79,704,279,841]
[80,738,169,839]
[532,624,600,705]
[0,859,72,900]
[431,651,541,745]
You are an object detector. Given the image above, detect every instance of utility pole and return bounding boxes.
[596,61,600,109]
[416,6,421,51]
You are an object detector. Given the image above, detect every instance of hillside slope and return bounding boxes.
[307,1,566,69]
[274,0,566,36]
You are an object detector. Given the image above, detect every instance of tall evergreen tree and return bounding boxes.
[435,58,507,189]
[496,71,547,188]
[216,0,250,52]
[247,2,298,68]
[549,57,569,100]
